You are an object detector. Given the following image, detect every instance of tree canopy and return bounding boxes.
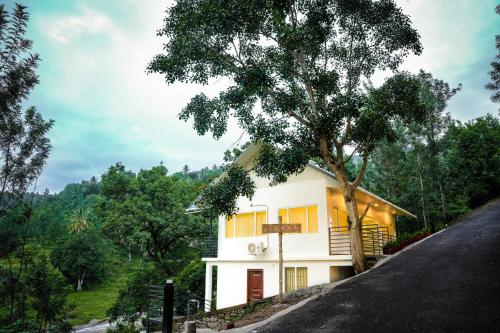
[150,0,429,272]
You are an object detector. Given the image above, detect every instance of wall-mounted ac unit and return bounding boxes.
[248,243,257,255]
[257,242,267,254]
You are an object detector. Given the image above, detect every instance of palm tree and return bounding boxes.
[68,208,93,234]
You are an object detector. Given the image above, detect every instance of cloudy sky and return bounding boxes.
[5,0,499,192]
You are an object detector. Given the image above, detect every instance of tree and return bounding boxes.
[442,115,500,208]
[486,5,500,103]
[97,163,207,267]
[413,70,460,229]
[23,245,69,332]
[0,4,53,207]
[68,207,94,234]
[149,0,428,272]
[51,229,110,291]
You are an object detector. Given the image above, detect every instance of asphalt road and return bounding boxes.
[258,200,500,333]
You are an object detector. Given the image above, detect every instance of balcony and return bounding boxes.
[329,224,395,256]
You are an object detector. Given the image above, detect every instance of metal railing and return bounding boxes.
[203,236,218,258]
[329,223,395,256]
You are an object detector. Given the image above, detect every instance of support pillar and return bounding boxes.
[204,264,213,312]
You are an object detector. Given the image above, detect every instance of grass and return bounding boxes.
[66,268,129,326]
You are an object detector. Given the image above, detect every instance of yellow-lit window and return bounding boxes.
[278,205,318,233]
[235,213,254,237]
[285,267,295,293]
[289,207,307,233]
[278,209,288,224]
[225,216,234,238]
[255,211,266,236]
[339,209,348,228]
[296,267,308,289]
[308,205,318,233]
[285,267,308,292]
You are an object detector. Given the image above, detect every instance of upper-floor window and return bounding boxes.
[225,211,267,238]
[278,205,318,233]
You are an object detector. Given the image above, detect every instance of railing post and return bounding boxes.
[163,280,174,333]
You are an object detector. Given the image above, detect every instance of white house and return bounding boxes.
[202,144,415,310]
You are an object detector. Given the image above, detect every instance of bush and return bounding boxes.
[51,229,110,290]
[383,228,431,254]
[107,263,164,324]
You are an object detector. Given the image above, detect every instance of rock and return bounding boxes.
[184,321,196,333]
[219,322,234,330]
[87,319,100,326]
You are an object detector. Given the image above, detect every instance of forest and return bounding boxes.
[1,2,499,332]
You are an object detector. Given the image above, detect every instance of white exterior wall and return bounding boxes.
[214,259,349,309]
[217,167,336,260]
[204,166,354,309]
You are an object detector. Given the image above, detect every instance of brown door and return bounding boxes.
[247,269,263,302]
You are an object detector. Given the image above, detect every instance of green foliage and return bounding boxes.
[0,245,70,332]
[443,115,500,208]
[66,265,129,325]
[174,259,205,315]
[107,263,164,324]
[96,163,208,265]
[383,228,430,250]
[148,0,428,222]
[485,5,500,103]
[0,3,53,205]
[51,229,110,290]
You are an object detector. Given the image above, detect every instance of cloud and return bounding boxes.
[42,6,120,43]
[26,0,500,192]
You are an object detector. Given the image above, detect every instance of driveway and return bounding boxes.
[258,199,500,333]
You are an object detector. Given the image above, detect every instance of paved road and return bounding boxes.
[258,200,500,333]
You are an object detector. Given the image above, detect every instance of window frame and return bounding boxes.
[278,204,318,234]
[224,210,267,238]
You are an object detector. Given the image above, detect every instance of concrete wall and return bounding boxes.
[215,259,350,309]
[217,167,333,260]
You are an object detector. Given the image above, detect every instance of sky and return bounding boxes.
[4,0,499,192]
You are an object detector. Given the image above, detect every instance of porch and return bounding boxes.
[329,223,395,256]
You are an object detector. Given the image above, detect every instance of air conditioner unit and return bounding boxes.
[257,242,267,254]
[248,243,257,255]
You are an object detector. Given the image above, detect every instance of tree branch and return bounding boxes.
[359,202,371,223]
[352,151,369,188]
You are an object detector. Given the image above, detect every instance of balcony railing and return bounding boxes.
[329,224,395,256]
[202,236,218,258]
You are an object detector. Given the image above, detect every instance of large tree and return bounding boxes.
[0,3,54,325]
[413,70,460,229]
[149,0,428,273]
[486,5,499,103]
[0,4,53,207]
[96,163,206,268]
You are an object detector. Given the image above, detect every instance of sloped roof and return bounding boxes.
[188,142,416,218]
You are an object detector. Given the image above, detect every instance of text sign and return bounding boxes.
[262,224,301,234]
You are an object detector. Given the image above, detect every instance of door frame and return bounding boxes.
[247,269,264,303]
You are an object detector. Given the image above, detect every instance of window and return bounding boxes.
[332,207,349,233]
[225,216,235,238]
[308,205,318,233]
[255,211,266,236]
[235,213,254,237]
[285,267,308,292]
[278,205,318,234]
[225,211,267,238]
[285,267,295,292]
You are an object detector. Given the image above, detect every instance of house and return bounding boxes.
[202,143,415,310]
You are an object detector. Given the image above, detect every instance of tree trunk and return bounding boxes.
[438,180,448,224]
[336,168,366,274]
[77,271,86,291]
[416,154,428,229]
